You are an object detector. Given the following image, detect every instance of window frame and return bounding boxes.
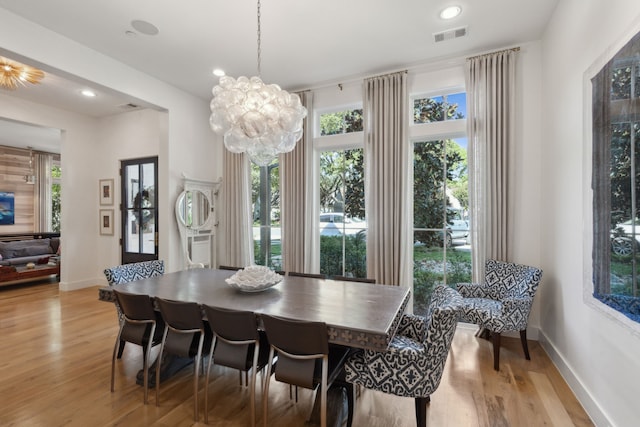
[584,26,640,335]
[313,103,365,274]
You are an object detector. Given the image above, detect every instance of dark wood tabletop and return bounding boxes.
[99,268,410,351]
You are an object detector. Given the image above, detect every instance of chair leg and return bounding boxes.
[414,396,430,427]
[110,333,122,392]
[117,339,126,359]
[345,381,355,427]
[492,332,501,371]
[520,329,531,360]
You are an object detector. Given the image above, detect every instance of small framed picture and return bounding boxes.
[99,179,114,206]
[100,209,114,235]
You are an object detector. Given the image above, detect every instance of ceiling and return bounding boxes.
[0,0,559,150]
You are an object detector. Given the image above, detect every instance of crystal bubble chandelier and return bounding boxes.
[209,0,307,166]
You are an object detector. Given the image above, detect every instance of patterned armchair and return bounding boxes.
[456,259,543,371]
[345,285,461,427]
[104,260,165,358]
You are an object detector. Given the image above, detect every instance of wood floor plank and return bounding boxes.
[0,283,594,427]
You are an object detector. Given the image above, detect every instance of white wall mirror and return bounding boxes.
[175,176,221,269]
[176,189,211,230]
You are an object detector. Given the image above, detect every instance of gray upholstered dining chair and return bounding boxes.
[202,306,270,426]
[104,260,165,358]
[110,289,164,404]
[261,314,353,427]
[456,259,543,371]
[344,285,461,427]
[155,298,208,422]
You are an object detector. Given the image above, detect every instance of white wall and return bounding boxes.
[0,8,223,288]
[541,1,640,426]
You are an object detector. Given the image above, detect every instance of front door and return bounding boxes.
[120,157,158,264]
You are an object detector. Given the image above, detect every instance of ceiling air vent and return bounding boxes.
[433,26,468,43]
[117,103,140,110]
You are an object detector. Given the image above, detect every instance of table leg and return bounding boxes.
[136,353,193,387]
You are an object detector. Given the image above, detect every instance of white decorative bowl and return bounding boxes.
[225,265,283,293]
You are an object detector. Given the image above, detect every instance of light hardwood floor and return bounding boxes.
[0,282,593,427]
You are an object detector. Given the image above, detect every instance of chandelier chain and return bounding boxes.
[257,0,261,78]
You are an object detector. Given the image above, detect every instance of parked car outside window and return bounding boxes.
[320,212,366,236]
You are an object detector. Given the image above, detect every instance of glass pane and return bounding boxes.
[610,122,640,297]
[635,64,640,99]
[51,164,61,232]
[612,66,632,100]
[413,140,446,230]
[413,137,470,310]
[320,109,363,136]
[414,96,444,123]
[446,92,467,119]
[252,163,281,270]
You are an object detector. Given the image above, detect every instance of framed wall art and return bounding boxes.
[99,179,114,206]
[100,209,114,235]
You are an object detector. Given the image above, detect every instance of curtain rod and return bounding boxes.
[466,46,520,61]
[364,70,408,80]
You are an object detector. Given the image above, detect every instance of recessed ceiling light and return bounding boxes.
[440,6,462,20]
[212,69,225,77]
[131,19,159,36]
[81,89,96,97]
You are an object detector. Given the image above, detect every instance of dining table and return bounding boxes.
[99,268,411,352]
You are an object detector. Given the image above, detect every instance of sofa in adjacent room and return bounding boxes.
[0,233,60,286]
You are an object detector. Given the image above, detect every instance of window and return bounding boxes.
[410,87,469,314]
[413,92,466,124]
[319,149,367,278]
[412,137,470,315]
[592,37,640,323]
[319,109,363,136]
[51,161,61,232]
[251,163,281,270]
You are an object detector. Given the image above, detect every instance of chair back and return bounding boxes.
[262,315,328,389]
[331,275,376,284]
[204,306,261,370]
[113,289,160,345]
[288,272,326,279]
[423,286,462,387]
[484,259,543,300]
[156,298,205,358]
[104,260,165,286]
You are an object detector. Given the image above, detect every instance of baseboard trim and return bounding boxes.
[538,330,611,427]
[58,278,97,291]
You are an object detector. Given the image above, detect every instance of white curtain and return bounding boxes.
[220,151,254,267]
[465,49,518,281]
[33,152,52,232]
[364,71,411,286]
[280,91,314,273]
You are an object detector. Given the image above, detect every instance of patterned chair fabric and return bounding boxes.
[456,259,543,370]
[345,285,462,427]
[104,260,165,286]
[104,260,165,358]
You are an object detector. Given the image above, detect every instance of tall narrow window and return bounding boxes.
[412,137,470,315]
[51,160,61,232]
[252,162,281,270]
[319,148,366,278]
